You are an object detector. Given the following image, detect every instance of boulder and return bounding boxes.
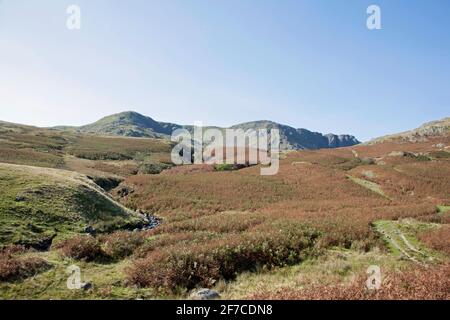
[84,226,96,235]
[81,282,93,290]
[190,289,221,300]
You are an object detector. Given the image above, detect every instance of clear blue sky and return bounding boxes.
[0,0,449,141]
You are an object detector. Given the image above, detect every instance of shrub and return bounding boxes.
[361,157,375,165]
[59,236,104,261]
[138,162,172,175]
[214,163,249,171]
[0,246,51,281]
[0,245,27,256]
[132,231,218,259]
[100,231,146,260]
[418,225,450,255]
[72,151,133,161]
[126,224,319,290]
[214,164,236,171]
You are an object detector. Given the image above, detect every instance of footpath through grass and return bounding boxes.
[373,219,445,265]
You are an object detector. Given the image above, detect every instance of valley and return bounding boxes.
[0,114,449,300]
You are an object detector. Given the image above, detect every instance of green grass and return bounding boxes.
[0,163,144,248]
[373,219,445,264]
[0,251,165,300]
[0,123,68,168]
[437,205,450,215]
[347,175,392,200]
[217,247,408,299]
[214,163,242,171]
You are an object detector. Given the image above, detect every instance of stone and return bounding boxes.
[81,282,93,290]
[84,226,96,235]
[15,195,26,202]
[190,289,220,300]
[388,151,405,157]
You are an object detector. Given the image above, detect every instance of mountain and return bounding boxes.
[76,111,178,138]
[231,120,360,150]
[61,111,360,150]
[367,117,450,144]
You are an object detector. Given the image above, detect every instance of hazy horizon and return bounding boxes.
[1,0,449,141]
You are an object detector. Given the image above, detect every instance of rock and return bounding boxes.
[15,195,26,202]
[291,161,311,166]
[388,151,405,157]
[81,282,93,290]
[190,289,221,300]
[84,226,96,235]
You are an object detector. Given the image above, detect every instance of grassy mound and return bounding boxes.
[0,163,145,249]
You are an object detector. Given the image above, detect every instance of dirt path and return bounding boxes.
[374,220,436,266]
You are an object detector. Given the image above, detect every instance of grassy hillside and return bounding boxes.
[78,111,177,138]
[0,163,145,249]
[0,119,448,300]
[0,121,68,168]
[0,121,173,179]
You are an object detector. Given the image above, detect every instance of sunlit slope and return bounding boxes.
[0,163,145,248]
[0,120,173,178]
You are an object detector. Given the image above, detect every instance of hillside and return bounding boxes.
[61,111,360,150]
[0,120,174,180]
[79,112,179,138]
[0,163,146,249]
[368,117,450,144]
[0,117,449,300]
